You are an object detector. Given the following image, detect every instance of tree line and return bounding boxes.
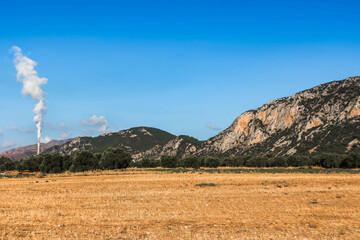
[1,149,360,173]
[0,147,131,173]
[134,151,360,169]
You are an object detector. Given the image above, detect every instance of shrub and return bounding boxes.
[100,147,132,170]
[195,183,217,187]
[160,155,178,168]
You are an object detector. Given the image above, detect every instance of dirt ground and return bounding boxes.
[0,170,360,239]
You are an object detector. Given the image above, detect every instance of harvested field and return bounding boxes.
[0,169,360,239]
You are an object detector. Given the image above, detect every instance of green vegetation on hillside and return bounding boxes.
[45,127,176,155]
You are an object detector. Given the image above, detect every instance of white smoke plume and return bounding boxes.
[12,46,48,144]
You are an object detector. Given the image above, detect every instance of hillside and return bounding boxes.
[197,76,360,156]
[45,127,176,156]
[4,76,360,161]
[0,140,69,161]
[132,135,202,161]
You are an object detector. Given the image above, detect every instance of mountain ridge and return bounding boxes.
[196,76,360,156]
[3,76,360,161]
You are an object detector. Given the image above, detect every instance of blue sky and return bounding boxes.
[0,0,360,151]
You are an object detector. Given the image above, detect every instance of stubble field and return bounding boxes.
[0,169,360,239]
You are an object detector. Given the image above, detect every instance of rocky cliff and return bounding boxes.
[197,76,360,156]
[132,135,201,161]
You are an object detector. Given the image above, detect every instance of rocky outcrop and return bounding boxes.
[197,76,360,156]
[132,135,200,161]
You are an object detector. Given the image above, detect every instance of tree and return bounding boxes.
[320,153,344,168]
[270,156,288,167]
[17,155,43,172]
[181,155,200,169]
[100,147,132,170]
[223,156,244,167]
[160,155,178,168]
[0,156,15,171]
[70,151,98,172]
[203,156,220,168]
[139,158,158,168]
[62,155,73,171]
[40,153,65,173]
[287,155,304,167]
[244,156,267,167]
[341,152,360,168]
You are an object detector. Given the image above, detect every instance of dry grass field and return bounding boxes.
[1,169,360,239]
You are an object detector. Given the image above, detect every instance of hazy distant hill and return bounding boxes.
[0,140,70,160]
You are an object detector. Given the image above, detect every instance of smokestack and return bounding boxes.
[12,46,48,149]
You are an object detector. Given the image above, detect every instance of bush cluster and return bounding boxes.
[133,155,222,168]
[2,150,360,173]
[132,151,360,169]
[0,147,132,173]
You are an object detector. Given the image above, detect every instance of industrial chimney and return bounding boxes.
[37,142,40,155]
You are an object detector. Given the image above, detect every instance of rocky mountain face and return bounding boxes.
[197,76,360,156]
[132,135,201,161]
[6,76,360,161]
[127,76,360,160]
[0,140,69,161]
[45,127,176,156]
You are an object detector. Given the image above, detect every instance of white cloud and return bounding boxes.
[1,141,16,150]
[40,136,52,144]
[8,126,34,134]
[58,132,72,141]
[206,123,221,131]
[81,115,112,134]
[0,129,2,136]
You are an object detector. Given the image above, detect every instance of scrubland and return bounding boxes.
[0,169,360,239]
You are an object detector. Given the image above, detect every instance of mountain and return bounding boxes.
[5,76,360,161]
[0,140,70,160]
[45,127,176,156]
[132,135,202,161]
[197,76,360,156]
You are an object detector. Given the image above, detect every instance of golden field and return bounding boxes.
[0,169,360,239]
